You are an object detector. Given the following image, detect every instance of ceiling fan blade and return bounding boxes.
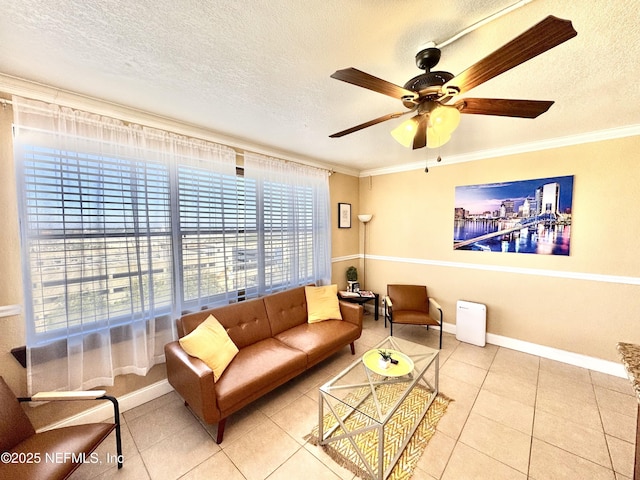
[444,16,577,95]
[331,68,418,100]
[412,116,427,149]
[329,111,411,138]
[455,98,554,118]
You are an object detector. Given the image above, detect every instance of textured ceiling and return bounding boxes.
[1,0,639,173]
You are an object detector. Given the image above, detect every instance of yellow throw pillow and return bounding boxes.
[179,314,239,382]
[305,284,342,323]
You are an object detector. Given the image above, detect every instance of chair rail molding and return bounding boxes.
[369,254,640,286]
[0,304,22,318]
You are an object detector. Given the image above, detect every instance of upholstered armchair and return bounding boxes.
[0,376,122,479]
[384,284,443,349]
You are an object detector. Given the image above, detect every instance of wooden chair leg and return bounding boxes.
[216,418,227,444]
[350,342,355,355]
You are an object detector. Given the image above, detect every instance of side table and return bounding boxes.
[338,292,379,320]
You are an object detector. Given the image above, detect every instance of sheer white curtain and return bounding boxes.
[243,152,331,293]
[12,96,236,394]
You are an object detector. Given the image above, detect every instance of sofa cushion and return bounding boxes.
[180,297,273,349]
[179,315,239,382]
[214,338,307,412]
[304,284,342,323]
[209,298,275,348]
[263,286,309,335]
[275,320,360,364]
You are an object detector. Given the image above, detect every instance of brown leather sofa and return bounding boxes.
[164,285,363,443]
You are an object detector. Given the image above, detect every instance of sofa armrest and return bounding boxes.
[339,300,363,330]
[164,341,220,424]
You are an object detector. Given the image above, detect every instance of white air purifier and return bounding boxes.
[456,300,487,347]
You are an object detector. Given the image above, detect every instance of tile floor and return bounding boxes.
[70,314,637,480]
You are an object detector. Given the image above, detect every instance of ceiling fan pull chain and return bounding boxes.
[424,132,430,173]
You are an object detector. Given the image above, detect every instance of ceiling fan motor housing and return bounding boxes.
[400,46,454,107]
[402,71,454,107]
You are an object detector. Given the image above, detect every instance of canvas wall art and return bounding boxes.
[454,175,574,255]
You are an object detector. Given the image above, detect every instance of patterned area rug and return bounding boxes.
[306,382,452,480]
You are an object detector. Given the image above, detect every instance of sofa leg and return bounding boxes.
[216,418,227,444]
[350,342,355,355]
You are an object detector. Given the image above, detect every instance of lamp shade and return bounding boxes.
[390,116,421,148]
[358,214,373,223]
[430,105,461,134]
[426,125,451,148]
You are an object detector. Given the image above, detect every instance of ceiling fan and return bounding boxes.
[329,15,577,150]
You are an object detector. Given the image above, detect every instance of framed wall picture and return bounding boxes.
[338,203,351,228]
[453,175,574,255]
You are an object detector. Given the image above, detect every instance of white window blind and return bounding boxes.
[244,153,331,294]
[177,166,258,308]
[21,145,173,342]
[12,96,331,393]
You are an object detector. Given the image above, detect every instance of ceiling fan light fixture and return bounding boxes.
[426,126,451,148]
[429,104,461,135]
[329,16,577,153]
[391,115,422,148]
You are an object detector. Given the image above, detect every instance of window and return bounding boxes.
[21,146,174,342]
[176,165,258,308]
[13,96,330,392]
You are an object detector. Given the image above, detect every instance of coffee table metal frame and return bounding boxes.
[318,336,439,480]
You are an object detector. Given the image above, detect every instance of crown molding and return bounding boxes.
[3,73,637,180]
[0,73,360,177]
[360,124,640,177]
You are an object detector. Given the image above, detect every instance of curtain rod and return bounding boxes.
[5,95,334,174]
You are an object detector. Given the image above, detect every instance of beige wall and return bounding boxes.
[329,172,361,290]
[357,135,640,362]
[0,102,25,395]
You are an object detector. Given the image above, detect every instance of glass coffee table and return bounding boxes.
[318,336,439,479]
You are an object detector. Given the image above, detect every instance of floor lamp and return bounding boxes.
[358,214,373,289]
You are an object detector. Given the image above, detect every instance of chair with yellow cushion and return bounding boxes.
[384,284,443,349]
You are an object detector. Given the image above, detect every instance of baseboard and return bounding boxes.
[374,305,627,378]
[439,321,626,378]
[40,320,627,432]
[39,379,174,432]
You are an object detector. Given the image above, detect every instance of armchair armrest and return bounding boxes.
[383,295,393,327]
[384,296,393,308]
[18,389,123,469]
[429,298,442,311]
[28,390,107,401]
[429,298,443,324]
